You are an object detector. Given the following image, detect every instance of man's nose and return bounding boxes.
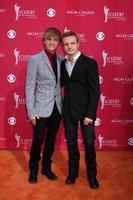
[50,39,54,44]
[68,44,71,48]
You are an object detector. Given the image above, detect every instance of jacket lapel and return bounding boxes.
[70,54,82,79]
[57,56,61,83]
[63,59,70,80]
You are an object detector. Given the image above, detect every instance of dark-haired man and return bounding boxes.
[61,31,100,189]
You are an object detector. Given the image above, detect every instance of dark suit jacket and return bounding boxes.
[61,53,100,121]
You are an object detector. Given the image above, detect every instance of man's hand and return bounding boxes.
[30,115,40,126]
[84,117,93,125]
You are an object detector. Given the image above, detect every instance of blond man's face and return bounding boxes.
[44,36,60,53]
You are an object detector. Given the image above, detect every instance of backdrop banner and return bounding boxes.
[0,0,133,150]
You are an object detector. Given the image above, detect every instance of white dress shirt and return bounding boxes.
[65,51,81,77]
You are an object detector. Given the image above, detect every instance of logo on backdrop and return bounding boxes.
[14,48,30,65]
[98,134,118,148]
[13,92,25,108]
[94,118,101,126]
[8,117,16,125]
[64,27,87,43]
[14,48,20,65]
[14,3,37,20]
[64,27,70,33]
[77,33,87,43]
[99,76,103,84]
[98,134,104,149]
[7,74,16,83]
[102,50,108,67]
[113,77,133,84]
[66,9,95,17]
[127,138,133,146]
[104,5,126,23]
[104,5,110,23]
[111,119,133,125]
[130,98,133,106]
[14,92,20,109]
[47,8,56,17]
[27,31,43,38]
[96,32,105,41]
[0,137,7,142]
[0,97,5,102]
[102,50,124,66]
[14,3,20,20]
[116,33,133,40]
[0,52,5,58]
[14,133,32,148]
[100,93,121,109]
[7,30,16,39]
[15,133,21,148]
[100,93,106,109]
[0,8,5,13]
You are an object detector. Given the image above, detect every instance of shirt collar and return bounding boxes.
[65,51,81,63]
[44,48,56,58]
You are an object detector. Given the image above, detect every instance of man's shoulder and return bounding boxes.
[57,54,64,61]
[30,50,44,59]
[27,51,44,65]
[61,58,66,66]
[80,53,97,63]
[80,54,98,71]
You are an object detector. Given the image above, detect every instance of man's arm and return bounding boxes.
[85,59,100,121]
[25,56,37,120]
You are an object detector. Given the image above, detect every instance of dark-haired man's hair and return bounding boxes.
[62,31,79,43]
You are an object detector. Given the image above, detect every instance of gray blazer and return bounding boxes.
[25,50,64,119]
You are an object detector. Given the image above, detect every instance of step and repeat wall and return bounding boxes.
[0,0,133,150]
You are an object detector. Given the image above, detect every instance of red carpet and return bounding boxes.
[0,150,133,200]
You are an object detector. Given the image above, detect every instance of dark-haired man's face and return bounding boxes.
[62,35,79,57]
